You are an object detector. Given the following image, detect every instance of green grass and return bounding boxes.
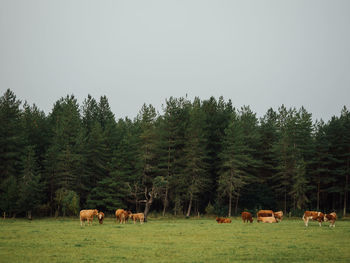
[1,217,350,262]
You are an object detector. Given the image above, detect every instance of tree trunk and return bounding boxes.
[27,210,32,220]
[186,194,193,217]
[228,192,232,217]
[317,177,320,211]
[344,174,348,217]
[284,187,287,215]
[234,190,240,215]
[162,187,168,216]
[143,190,154,222]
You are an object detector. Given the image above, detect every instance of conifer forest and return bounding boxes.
[0,89,349,219]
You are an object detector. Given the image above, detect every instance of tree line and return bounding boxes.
[0,89,349,219]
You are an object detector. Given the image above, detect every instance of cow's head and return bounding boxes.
[94,209,99,216]
[249,218,253,223]
[98,212,104,220]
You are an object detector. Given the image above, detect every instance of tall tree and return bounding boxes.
[17,146,43,219]
[0,89,23,182]
[137,104,159,220]
[183,98,209,217]
[218,110,256,216]
[44,95,83,213]
[0,89,23,217]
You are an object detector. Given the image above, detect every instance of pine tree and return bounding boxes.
[218,111,255,216]
[137,104,159,219]
[17,146,43,219]
[44,95,83,213]
[183,98,209,217]
[0,89,23,217]
[0,89,23,182]
[312,120,332,210]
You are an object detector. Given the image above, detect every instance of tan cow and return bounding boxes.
[259,217,277,223]
[80,209,98,226]
[302,211,324,227]
[130,213,145,224]
[257,210,276,223]
[274,211,283,222]
[115,209,131,224]
[324,212,337,227]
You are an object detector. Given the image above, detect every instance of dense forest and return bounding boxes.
[0,89,349,219]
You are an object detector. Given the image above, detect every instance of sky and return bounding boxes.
[1,0,349,121]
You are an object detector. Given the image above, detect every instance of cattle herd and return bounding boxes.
[79,209,145,226]
[216,210,337,227]
[79,208,337,227]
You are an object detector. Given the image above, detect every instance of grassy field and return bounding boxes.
[1,216,350,263]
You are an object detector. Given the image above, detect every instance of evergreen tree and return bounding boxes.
[44,95,83,213]
[0,89,23,217]
[17,146,43,219]
[0,89,23,182]
[137,104,159,219]
[183,98,209,217]
[218,110,256,216]
[312,120,332,210]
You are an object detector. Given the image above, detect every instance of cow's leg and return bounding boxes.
[304,217,309,227]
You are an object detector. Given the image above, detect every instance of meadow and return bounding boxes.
[1,216,350,263]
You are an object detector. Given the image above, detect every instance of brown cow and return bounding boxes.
[257,210,276,223]
[302,211,324,227]
[130,213,144,224]
[216,217,231,223]
[274,211,283,222]
[98,212,104,224]
[80,209,98,226]
[324,212,337,227]
[241,212,253,223]
[223,218,232,223]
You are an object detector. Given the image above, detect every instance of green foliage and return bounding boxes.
[17,146,43,214]
[205,202,215,215]
[54,188,80,216]
[0,89,23,182]
[0,89,349,217]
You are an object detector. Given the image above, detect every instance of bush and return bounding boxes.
[205,202,215,215]
[55,188,80,216]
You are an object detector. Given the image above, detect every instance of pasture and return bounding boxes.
[1,216,350,263]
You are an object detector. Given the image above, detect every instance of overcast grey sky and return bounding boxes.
[1,0,349,121]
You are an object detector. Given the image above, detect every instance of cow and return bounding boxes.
[80,209,98,226]
[259,217,277,223]
[257,210,275,223]
[98,212,104,224]
[241,212,253,223]
[223,218,232,223]
[274,211,283,222]
[324,212,337,227]
[216,217,231,223]
[216,217,225,223]
[130,213,145,224]
[302,211,324,227]
[115,209,131,224]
